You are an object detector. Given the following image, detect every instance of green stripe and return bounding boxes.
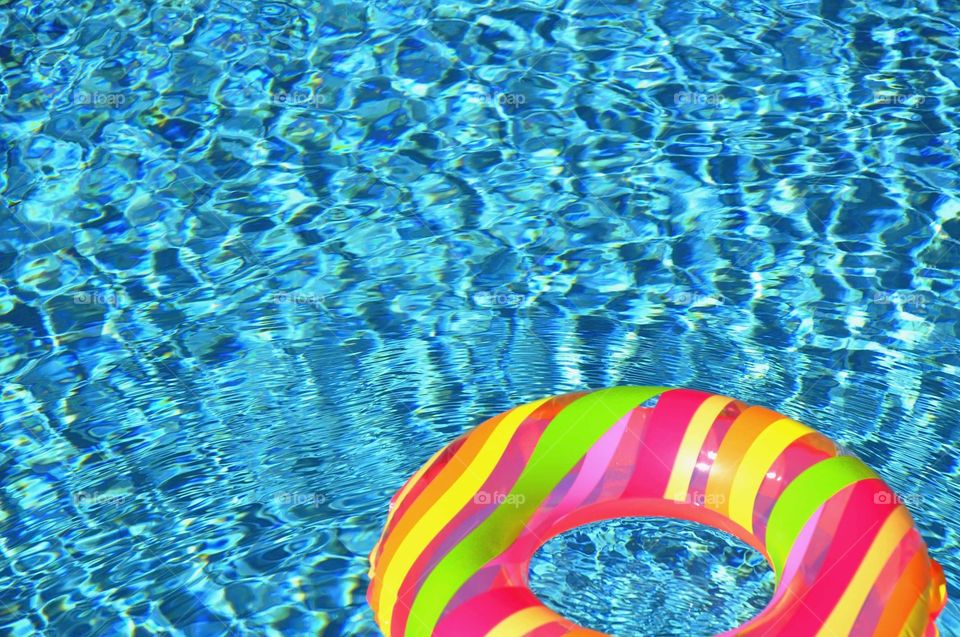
[765,455,878,578]
[405,386,668,637]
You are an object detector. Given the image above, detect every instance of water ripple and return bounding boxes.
[1,0,959,635]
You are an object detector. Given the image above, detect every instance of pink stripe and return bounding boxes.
[490,412,631,581]
[555,413,629,510]
[715,506,825,637]
[772,504,824,605]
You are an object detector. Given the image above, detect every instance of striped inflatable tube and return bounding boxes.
[367,387,947,636]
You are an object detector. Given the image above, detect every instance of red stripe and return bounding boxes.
[744,480,899,635]
[849,530,925,635]
[433,586,542,636]
[622,389,715,498]
[752,432,837,545]
[684,400,745,499]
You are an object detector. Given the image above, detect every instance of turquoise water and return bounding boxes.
[1,0,958,635]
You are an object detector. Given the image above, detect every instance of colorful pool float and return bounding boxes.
[367,387,947,636]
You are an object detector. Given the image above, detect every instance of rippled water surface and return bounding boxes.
[1,0,959,635]
[530,518,775,635]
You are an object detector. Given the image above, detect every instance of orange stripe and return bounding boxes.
[368,411,508,608]
[369,444,450,572]
[385,446,447,528]
[704,406,783,516]
[872,548,929,636]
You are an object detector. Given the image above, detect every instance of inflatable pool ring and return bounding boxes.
[367,387,947,636]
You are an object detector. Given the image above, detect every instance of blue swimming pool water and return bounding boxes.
[1,0,958,635]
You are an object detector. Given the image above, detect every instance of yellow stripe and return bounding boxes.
[900,588,932,637]
[486,606,562,637]
[370,445,447,572]
[662,395,733,501]
[727,418,813,533]
[815,506,914,636]
[378,398,549,636]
